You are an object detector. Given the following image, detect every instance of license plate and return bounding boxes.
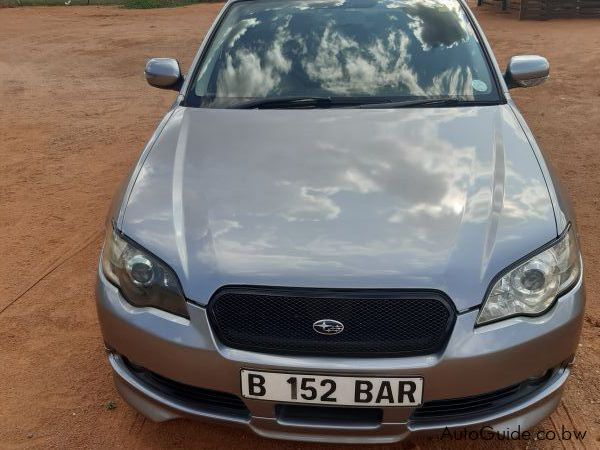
[240,370,423,407]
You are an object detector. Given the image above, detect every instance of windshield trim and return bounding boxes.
[181,0,507,109]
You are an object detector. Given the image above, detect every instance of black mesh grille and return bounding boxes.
[207,287,455,356]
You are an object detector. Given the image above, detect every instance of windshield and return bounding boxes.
[187,0,501,108]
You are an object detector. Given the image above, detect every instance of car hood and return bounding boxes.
[121,105,557,310]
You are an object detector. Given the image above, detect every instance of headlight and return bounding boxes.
[477,225,581,326]
[101,225,189,318]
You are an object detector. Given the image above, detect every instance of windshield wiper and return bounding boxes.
[358,97,466,109]
[229,96,336,109]
[228,96,494,110]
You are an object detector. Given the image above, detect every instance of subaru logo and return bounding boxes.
[313,319,344,335]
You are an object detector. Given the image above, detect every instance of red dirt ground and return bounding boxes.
[0,4,598,449]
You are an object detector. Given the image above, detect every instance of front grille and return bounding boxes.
[208,287,455,356]
[124,359,250,420]
[410,371,554,423]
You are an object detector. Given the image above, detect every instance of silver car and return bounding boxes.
[96,0,584,443]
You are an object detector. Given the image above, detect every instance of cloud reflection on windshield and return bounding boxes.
[196,0,493,103]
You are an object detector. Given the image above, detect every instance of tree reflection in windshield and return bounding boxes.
[190,0,498,107]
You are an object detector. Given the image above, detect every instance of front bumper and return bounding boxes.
[96,269,585,444]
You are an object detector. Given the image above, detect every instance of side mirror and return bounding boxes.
[504,55,549,89]
[145,58,183,90]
